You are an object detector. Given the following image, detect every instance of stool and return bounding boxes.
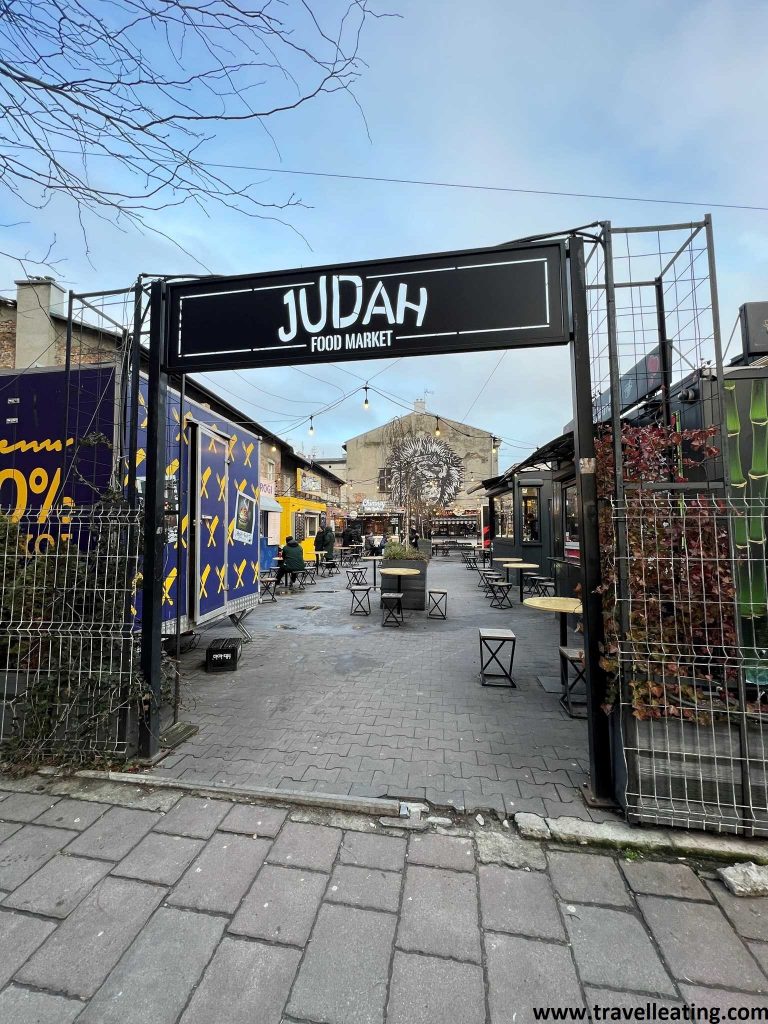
[381,592,404,627]
[294,569,308,591]
[488,580,514,609]
[427,589,448,619]
[479,628,516,687]
[205,637,242,672]
[259,576,277,603]
[559,646,587,718]
[345,567,368,590]
[479,570,502,591]
[326,559,341,576]
[466,555,478,571]
[522,573,539,597]
[303,564,317,585]
[350,586,371,616]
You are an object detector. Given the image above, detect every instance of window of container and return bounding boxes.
[520,486,540,543]
[563,484,579,545]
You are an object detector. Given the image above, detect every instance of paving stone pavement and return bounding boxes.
[2,781,768,1023]
[158,557,598,820]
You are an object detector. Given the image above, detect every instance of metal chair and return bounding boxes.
[559,646,587,718]
[381,592,404,627]
[427,589,448,619]
[488,580,514,609]
[303,564,317,585]
[259,576,277,603]
[479,628,516,687]
[350,586,371,616]
[345,567,368,590]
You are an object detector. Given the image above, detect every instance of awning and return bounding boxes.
[259,494,282,513]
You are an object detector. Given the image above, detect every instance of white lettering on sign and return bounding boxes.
[278,276,427,343]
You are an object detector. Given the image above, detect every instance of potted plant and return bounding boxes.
[380,540,429,610]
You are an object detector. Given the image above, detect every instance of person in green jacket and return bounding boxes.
[276,536,305,589]
[322,524,336,565]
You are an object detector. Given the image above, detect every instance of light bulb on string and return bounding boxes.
[308,416,314,436]
[363,385,369,411]
[271,443,277,453]
[434,417,441,438]
[492,438,499,454]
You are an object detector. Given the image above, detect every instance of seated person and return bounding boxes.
[275,535,305,588]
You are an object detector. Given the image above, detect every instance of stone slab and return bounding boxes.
[16,876,165,998]
[706,879,768,942]
[0,909,57,988]
[407,833,475,871]
[718,862,768,897]
[515,812,551,839]
[65,806,160,860]
[387,951,485,1024]
[621,860,711,901]
[167,833,271,913]
[548,816,673,853]
[669,831,768,865]
[266,821,342,872]
[487,933,584,1024]
[154,795,232,838]
[397,865,481,963]
[229,864,327,946]
[639,895,767,991]
[0,792,59,822]
[0,820,21,844]
[79,907,226,1024]
[48,777,182,811]
[475,830,546,870]
[33,798,110,832]
[480,865,564,939]
[678,986,768,1012]
[287,903,396,1024]
[181,936,300,1024]
[0,824,77,889]
[0,986,83,1024]
[111,831,205,885]
[564,903,676,995]
[327,864,401,912]
[219,802,288,837]
[548,850,632,907]
[4,854,112,917]
[339,831,407,872]
[583,989,681,1012]
[750,941,768,975]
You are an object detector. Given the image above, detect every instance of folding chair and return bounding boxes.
[259,576,277,603]
[350,586,371,616]
[381,592,404,627]
[488,580,514,609]
[479,628,516,687]
[345,567,368,590]
[559,647,587,718]
[427,589,448,619]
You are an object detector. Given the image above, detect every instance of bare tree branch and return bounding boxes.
[0,0,382,260]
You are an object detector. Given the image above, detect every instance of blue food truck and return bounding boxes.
[0,363,264,633]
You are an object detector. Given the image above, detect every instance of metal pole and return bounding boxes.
[654,279,673,427]
[126,279,143,509]
[569,235,614,803]
[61,291,74,492]
[139,279,169,760]
[173,372,186,725]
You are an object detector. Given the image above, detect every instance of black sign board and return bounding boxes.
[592,346,664,423]
[165,241,568,372]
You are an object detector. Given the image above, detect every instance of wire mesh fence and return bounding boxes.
[612,492,768,835]
[0,505,143,766]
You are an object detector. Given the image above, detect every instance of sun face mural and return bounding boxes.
[386,433,463,507]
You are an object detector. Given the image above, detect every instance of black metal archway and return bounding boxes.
[140,233,613,802]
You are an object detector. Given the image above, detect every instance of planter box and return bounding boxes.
[621,709,768,836]
[380,558,428,610]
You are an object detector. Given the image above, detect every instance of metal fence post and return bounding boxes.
[139,279,168,759]
[569,235,614,802]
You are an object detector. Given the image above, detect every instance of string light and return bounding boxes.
[363,384,370,410]
[492,438,499,454]
[434,417,441,438]
[271,443,277,452]
[308,416,314,436]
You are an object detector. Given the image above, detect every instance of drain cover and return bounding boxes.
[298,605,321,611]
[277,624,298,630]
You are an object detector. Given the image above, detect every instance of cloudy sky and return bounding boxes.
[2,0,767,470]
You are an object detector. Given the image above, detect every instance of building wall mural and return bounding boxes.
[386,433,463,508]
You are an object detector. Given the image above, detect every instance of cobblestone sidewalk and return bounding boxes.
[158,557,594,820]
[1,778,768,1023]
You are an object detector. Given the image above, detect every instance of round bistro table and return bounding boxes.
[503,562,540,603]
[379,566,421,593]
[523,596,582,646]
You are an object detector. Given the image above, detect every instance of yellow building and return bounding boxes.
[277,496,327,562]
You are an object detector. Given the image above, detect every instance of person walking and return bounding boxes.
[276,535,305,589]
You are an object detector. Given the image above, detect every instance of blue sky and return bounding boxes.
[2,0,767,469]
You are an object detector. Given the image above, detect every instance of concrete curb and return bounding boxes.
[515,813,768,864]
[36,768,403,818]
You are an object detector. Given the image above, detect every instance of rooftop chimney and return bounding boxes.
[413,398,426,414]
[14,277,67,368]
